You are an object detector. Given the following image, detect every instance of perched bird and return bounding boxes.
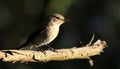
[18,13,67,49]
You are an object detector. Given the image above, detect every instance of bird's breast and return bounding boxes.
[47,25,60,42]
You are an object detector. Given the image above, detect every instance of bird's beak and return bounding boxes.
[63,18,69,22]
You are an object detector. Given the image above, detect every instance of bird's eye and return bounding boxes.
[55,17,60,19]
[51,15,60,19]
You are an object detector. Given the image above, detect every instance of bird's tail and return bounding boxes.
[17,42,28,50]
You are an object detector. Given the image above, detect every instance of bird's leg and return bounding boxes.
[46,45,58,53]
[46,45,54,50]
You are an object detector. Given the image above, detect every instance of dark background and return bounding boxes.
[0,0,120,69]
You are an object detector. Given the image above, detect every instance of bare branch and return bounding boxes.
[0,40,107,63]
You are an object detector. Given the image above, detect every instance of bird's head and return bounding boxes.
[48,13,67,25]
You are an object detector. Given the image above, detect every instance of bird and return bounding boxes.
[17,13,67,49]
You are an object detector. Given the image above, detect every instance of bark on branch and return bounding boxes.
[0,39,107,64]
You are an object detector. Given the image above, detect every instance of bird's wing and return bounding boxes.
[26,23,46,43]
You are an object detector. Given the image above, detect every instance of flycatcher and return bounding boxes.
[18,13,66,49]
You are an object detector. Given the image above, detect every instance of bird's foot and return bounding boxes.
[46,45,58,53]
